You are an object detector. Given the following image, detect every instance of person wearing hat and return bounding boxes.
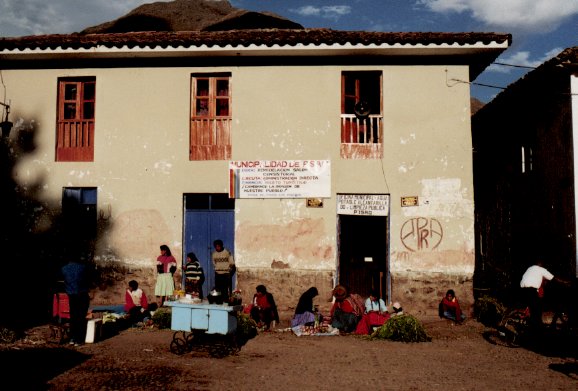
[330,285,361,333]
[391,301,403,317]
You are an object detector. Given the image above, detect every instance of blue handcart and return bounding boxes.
[165,301,249,357]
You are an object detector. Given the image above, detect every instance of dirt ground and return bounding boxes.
[1,315,577,391]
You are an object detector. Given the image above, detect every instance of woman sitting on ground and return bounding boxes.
[125,280,150,324]
[439,289,465,323]
[330,285,362,333]
[355,289,390,335]
[291,287,319,328]
[250,285,279,331]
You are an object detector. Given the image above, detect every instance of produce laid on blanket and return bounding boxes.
[292,324,339,336]
[292,315,338,336]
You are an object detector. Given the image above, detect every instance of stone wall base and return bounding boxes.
[89,265,474,325]
[390,271,474,317]
[236,268,335,325]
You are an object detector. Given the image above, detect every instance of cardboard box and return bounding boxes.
[85,318,103,343]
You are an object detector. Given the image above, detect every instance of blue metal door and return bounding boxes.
[184,208,235,298]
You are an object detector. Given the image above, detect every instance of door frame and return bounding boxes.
[336,193,390,301]
[183,194,235,298]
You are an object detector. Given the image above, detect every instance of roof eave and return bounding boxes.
[0,40,509,61]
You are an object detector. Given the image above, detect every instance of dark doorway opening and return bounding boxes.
[338,214,389,300]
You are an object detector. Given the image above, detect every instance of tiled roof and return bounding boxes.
[0,29,511,51]
[474,46,577,110]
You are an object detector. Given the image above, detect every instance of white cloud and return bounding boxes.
[291,5,352,20]
[292,5,321,17]
[323,6,351,16]
[421,0,578,32]
[488,47,562,73]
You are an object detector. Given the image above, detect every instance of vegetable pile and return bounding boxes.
[371,314,431,343]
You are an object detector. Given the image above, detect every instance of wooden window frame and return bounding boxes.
[56,77,96,162]
[190,73,232,161]
[340,71,383,159]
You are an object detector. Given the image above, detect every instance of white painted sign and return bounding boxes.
[229,160,331,199]
[337,194,390,216]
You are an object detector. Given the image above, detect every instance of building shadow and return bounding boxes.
[0,347,90,390]
[0,120,113,335]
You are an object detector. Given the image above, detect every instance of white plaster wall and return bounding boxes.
[4,63,474,275]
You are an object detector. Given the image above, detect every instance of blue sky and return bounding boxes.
[1,0,576,102]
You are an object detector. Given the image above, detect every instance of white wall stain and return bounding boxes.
[398,162,416,173]
[153,161,172,174]
[32,159,48,167]
[436,155,449,169]
[68,170,90,179]
[280,199,305,222]
[399,133,416,145]
[402,178,473,218]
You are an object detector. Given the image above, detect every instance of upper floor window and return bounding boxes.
[190,73,232,160]
[56,77,95,162]
[341,71,383,159]
[521,145,533,174]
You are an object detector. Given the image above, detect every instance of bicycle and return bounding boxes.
[484,305,571,348]
[483,306,531,348]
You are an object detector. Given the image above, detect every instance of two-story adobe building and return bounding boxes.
[0,11,510,318]
[472,46,578,305]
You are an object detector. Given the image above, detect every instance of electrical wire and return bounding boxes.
[492,62,536,70]
[450,60,578,94]
[452,77,578,96]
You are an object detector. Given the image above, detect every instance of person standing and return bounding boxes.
[62,257,91,346]
[184,252,205,299]
[211,239,235,301]
[155,244,177,306]
[520,260,566,330]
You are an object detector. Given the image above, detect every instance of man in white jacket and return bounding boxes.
[520,260,566,330]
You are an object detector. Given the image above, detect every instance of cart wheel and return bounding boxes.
[185,332,196,349]
[170,338,188,355]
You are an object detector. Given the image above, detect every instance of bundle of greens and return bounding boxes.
[151,307,172,329]
[236,312,258,346]
[371,314,431,343]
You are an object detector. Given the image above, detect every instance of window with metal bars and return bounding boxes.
[340,71,383,159]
